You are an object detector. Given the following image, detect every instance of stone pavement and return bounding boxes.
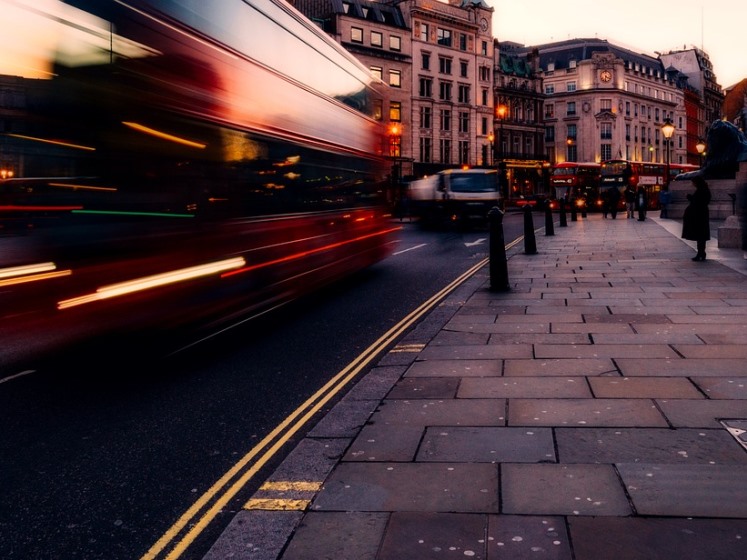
[205,213,747,560]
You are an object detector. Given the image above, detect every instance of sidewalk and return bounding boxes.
[205,213,747,560]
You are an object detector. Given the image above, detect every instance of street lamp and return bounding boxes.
[496,104,507,159]
[487,131,494,166]
[696,138,706,166]
[661,118,675,189]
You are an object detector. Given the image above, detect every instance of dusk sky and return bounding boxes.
[493,0,746,88]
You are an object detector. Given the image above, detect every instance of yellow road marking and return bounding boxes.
[141,256,490,560]
[244,498,311,511]
[259,481,321,492]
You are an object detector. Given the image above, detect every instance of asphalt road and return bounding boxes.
[0,213,528,560]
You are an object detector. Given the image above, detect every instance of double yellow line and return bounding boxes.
[142,256,490,560]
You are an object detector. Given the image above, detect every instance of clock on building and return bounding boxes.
[480,18,488,32]
[600,70,612,82]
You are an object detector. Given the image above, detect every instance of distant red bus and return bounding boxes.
[550,162,601,198]
[601,160,687,210]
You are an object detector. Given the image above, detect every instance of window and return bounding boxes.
[567,124,577,139]
[439,138,450,164]
[480,88,487,105]
[569,59,577,69]
[422,52,430,70]
[373,99,382,121]
[437,28,452,47]
[390,36,401,51]
[545,104,554,118]
[601,144,612,161]
[481,41,488,56]
[419,23,429,42]
[458,84,470,103]
[459,141,470,165]
[420,106,432,129]
[389,101,401,122]
[439,57,452,75]
[545,84,555,95]
[567,81,576,92]
[481,117,488,135]
[440,109,451,131]
[439,81,452,101]
[419,77,433,98]
[479,66,490,81]
[566,143,577,162]
[625,101,630,116]
[351,27,363,43]
[461,61,469,78]
[389,70,401,88]
[389,131,400,157]
[459,33,467,51]
[459,112,469,133]
[371,31,382,47]
[547,62,555,72]
[601,99,612,111]
[625,123,631,141]
[545,126,555,142]
[567,101,576,116]
[601,122,612,140]
[370,66,382,80]
[420,137,432,163]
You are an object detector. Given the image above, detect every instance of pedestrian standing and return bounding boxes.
[681,176,711,261]
[624,185,635,219]
[636,186,647,221]
[658,188,671,218]
[607,186,621,219]
[601,189,609,218]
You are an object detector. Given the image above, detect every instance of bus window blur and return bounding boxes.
[0,0,397,365]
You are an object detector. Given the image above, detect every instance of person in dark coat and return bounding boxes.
[635,186,647,221]
[681,176,711,261]
[606,187,621,219]
[624,185,635,218]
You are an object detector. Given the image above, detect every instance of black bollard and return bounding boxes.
[581,201,587,218]
[523,204,537,255]
[544,201,555,236]
[488,206,510,292]
[559,198,568,227]
[570,200,578,222]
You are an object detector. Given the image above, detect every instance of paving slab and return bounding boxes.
[508,398,668,427]
[405,359,503,377]
[459,377,591,399]
[280,512,388,560]
[692,377,747,399]
[557,428,747,464]
[311,463,499,513]
[617,463,747,517]
[588,376,704,398]
[418,344,532,360]
[486,515,571,560]
[417,427,555,463]
[504,358,617,376]
[343,423,423,462]
[617,358,747,377]
[501,464,631,516]
[377,512,487,560]
[656,399,747,428]
[369,398,506,427]
[568,517,747,560]
[534,344,678,359]
[387,377,460,399]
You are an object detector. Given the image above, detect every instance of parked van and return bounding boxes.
[407,168,501,225]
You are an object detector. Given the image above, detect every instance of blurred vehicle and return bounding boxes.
[0,0,397,364]
[407,168,501,226]
[512,195,556,211]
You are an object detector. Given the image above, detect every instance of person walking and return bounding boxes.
[624,185,635,219]
[681,176,711,261]
[607,186,621,219]
[658,188,671,218]
[636,186,647,221]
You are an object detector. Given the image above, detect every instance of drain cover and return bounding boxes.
[721,419,747,451]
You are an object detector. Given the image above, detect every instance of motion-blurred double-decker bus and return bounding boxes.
[0,0,397,364]
[600,160,699,210]
[550,162,601,209]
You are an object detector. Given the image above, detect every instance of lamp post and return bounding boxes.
[487,131,494,167]
[496,104,507,159]
[696,138,706,167]
[661,118,675,190]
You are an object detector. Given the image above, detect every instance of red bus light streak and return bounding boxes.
[220,227,401,279]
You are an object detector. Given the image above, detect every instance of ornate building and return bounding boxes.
[517,39,686,168]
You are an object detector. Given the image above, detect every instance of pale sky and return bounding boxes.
[492,0,747,89]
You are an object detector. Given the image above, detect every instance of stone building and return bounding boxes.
[515,38,686,168]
